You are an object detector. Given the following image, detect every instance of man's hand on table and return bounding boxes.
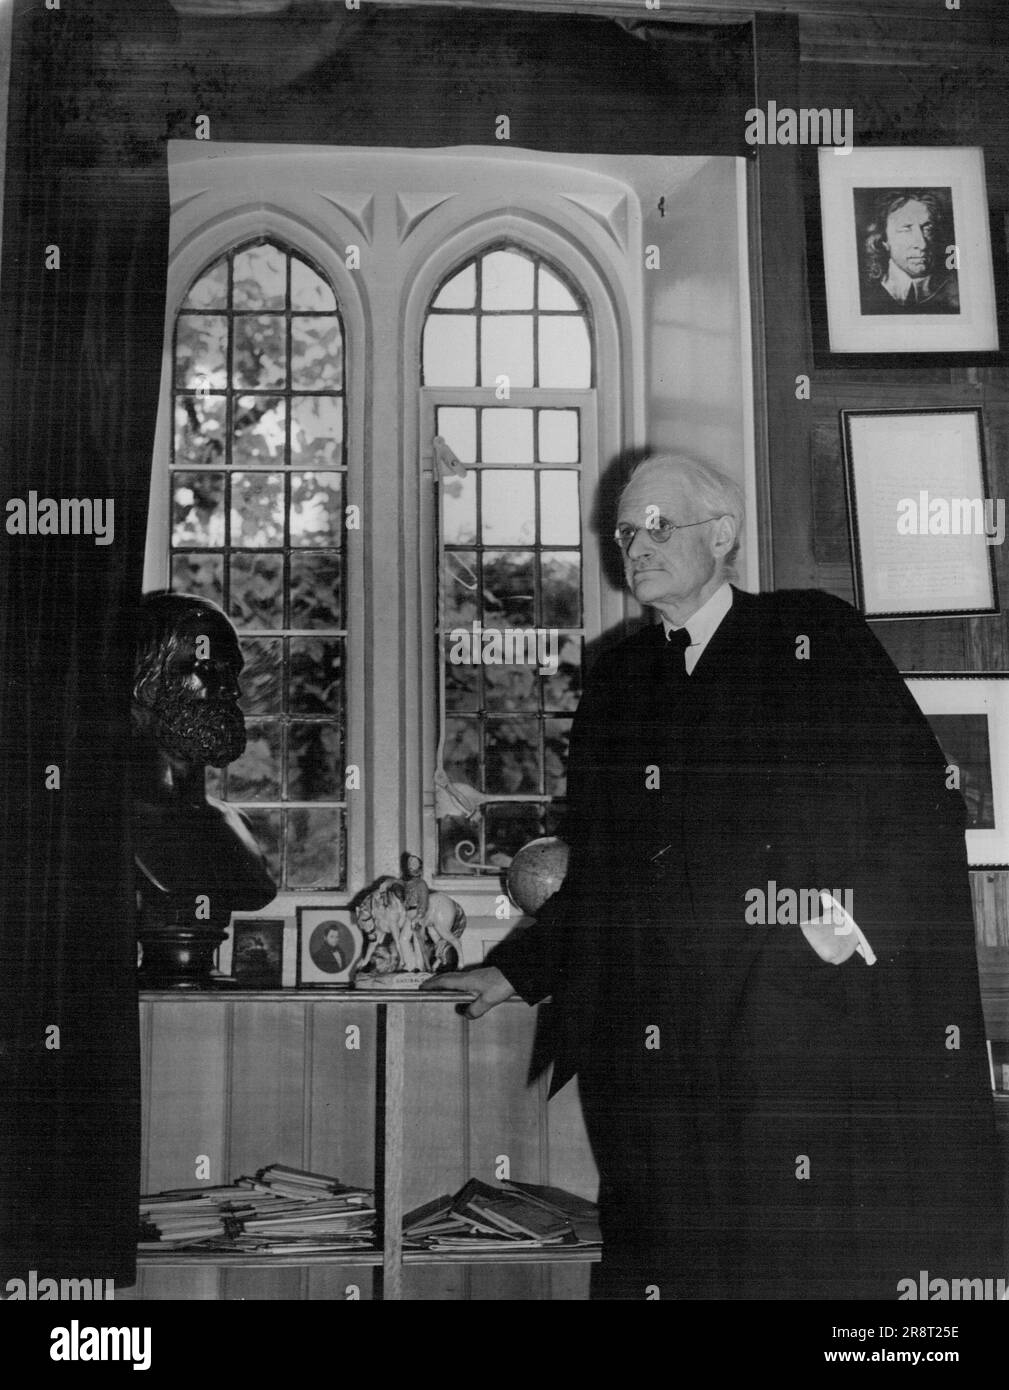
[419,966,514,1018]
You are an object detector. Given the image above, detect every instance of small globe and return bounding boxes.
[506,836,570,917]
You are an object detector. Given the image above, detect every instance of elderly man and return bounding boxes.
[433,454,1002,1300]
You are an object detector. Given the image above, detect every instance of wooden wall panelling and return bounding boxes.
[307,1002,377,1191]
[544,1076,599,1201]
[401,1261,469,1301]
[972,874,1009,952]
[976,942,1009,1036]
[465,1007,549,1299]
[810,413,853,575]
[798,36,988,144]
[135,1266,220,1300]
[381,1004,406,1300]
[799,13,1009,70]
[467,1005,545,1187]
[543,1074,599,1300]
[791,28,1009,672]
[142,1002,229,1193]
[220,1266,306,1301]
[139,1000,154,1193]
[768,22,1009,1262]
[345,0,1009,30]
[136,999,381,1300]
[217,1000,319,1302]
[469,1259,548,1301]
[545,1261,593,1301]
[752,12,816,591]
[401,1007,468,1210]
[400,1006,469,1300]
[872,617,972,675]
[307,1264,376,1301]
[229,1000,308,1180]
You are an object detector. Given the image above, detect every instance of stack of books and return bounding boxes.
[139,1165,376,1254]
[403,1178,601,1252]
[138,1187,249,1248]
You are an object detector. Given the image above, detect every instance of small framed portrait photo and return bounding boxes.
[231,917,285,988]
[296,907,363,988]
[818,146,999,354]
[904,675,1009,868]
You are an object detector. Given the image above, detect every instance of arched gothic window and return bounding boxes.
[169,239,348,890]
[422,244,595,874]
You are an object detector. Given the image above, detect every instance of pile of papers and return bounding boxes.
[403,1179,601,1252]
[139,1164,375,1254]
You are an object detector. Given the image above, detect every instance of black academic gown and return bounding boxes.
[489,587,1002,1300]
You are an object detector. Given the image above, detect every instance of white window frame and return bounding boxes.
[150,143,656,956]
[422,386,599,876]
[145,206,370,914]
[402,217,632,909]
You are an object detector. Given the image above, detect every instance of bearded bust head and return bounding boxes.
[132,592,247,769]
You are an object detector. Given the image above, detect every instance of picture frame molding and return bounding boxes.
[903,671,1009,870]
[815,144,1000,358]
[295,906,364,988]
[229,916,286,988]
[841,405,999,620]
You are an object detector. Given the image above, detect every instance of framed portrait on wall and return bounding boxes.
[296,907,363,987]
[818,146,999,354]
[904,675,1009,868]
[841,407,999,619]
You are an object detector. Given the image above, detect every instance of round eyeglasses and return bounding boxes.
[613,515,724,550]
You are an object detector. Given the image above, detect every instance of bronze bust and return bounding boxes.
[132,593,276,987]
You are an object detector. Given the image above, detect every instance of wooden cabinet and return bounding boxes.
[130,974,1007,1300]
[128,991,599,1301]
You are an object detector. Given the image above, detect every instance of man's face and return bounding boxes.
[617,462,723,615]
[884,199,938,279]
[324,928,341,949]
[152,611,247,767]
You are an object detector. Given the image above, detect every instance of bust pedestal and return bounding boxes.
[134,797,276,990]
[137,904,238,990]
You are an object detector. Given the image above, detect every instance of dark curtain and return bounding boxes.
[0,2,171,1283]
[0,0,755,1285]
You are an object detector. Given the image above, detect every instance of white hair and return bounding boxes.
[621,453,745,575]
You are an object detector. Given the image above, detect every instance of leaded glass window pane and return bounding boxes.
[423,245,592,390]
[427,245,591,873]
[170,240,347,890]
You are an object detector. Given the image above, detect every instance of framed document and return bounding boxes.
[818,146,999,354]
[841,407,999,619]
[904,674,1009,868]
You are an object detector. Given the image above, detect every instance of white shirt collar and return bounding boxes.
[661,581,733,664]
[881,258,933,304]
